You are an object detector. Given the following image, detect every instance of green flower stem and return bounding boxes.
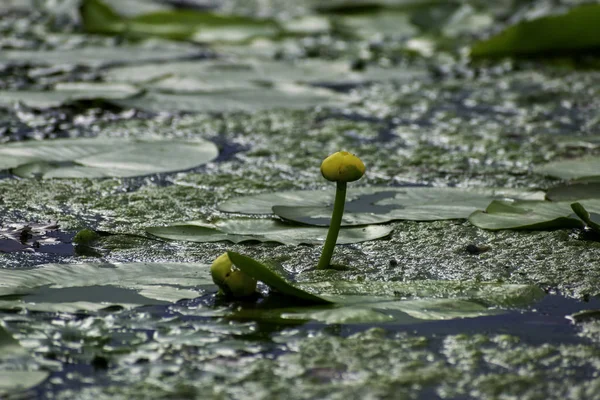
[317,181,347,270]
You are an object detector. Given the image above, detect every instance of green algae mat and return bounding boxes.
[2,1,600,399]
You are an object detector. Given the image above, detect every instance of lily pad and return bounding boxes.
[111,84,345,113]
[81,0,280,43]
[0,137,218,178]
[297,280,545,308]
[0,323,50,395]
[0,262,214,312]
[0,46,202,68]
[0,82,140,109]
[471,4,600,57]
[227,251,331,304]
[0,371,49,396]
[219,187,545,225]
[0,323,25,357]
[546,182,600,202]
[230,280,544,325]
[571,202,600,233]
[103,58,426,90]
[146,218,393,245]
[535,156,600,181]
[467,200,600,231]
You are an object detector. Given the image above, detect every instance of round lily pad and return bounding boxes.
[0,137,218,178]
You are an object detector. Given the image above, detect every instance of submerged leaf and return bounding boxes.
[146,218,393,245]
[0,137,218,178]
[219,186,544,225]
[471,4,600,57]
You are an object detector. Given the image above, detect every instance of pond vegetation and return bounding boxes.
[2,0,600,398]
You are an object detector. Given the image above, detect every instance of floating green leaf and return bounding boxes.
[467,200,600,231]
[146,218,393,245]
[0,323,25,358]
[0,82,140,109]
[297,280,545,308]
[0,46,202,68]
[571,202,600,233]
[535,156,600,181]
[230,280,543,324]
[471,4,600,57]
[0,262,214,312]
[111,84,345,113]
[546,182,600,202]
[567,309,600,324]
[0,371,49,396]
[336,10,419,39]
[219,187,544,225]
[0,137,218,178]
[0,323,49,395]
[103,58,425,90]
[227,251,331,304]
[81,0,280,43]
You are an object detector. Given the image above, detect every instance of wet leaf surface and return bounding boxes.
[146,218,393,245]
[535,156,600,181]
[220,186,545,225]
[0,137,218,178]
[0,262,215,312]
[468,200,598,231]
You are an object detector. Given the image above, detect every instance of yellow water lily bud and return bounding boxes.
[224,270,257,297]
[210,252,257,297]
[320,151,365,183]
[210,252,233,288]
